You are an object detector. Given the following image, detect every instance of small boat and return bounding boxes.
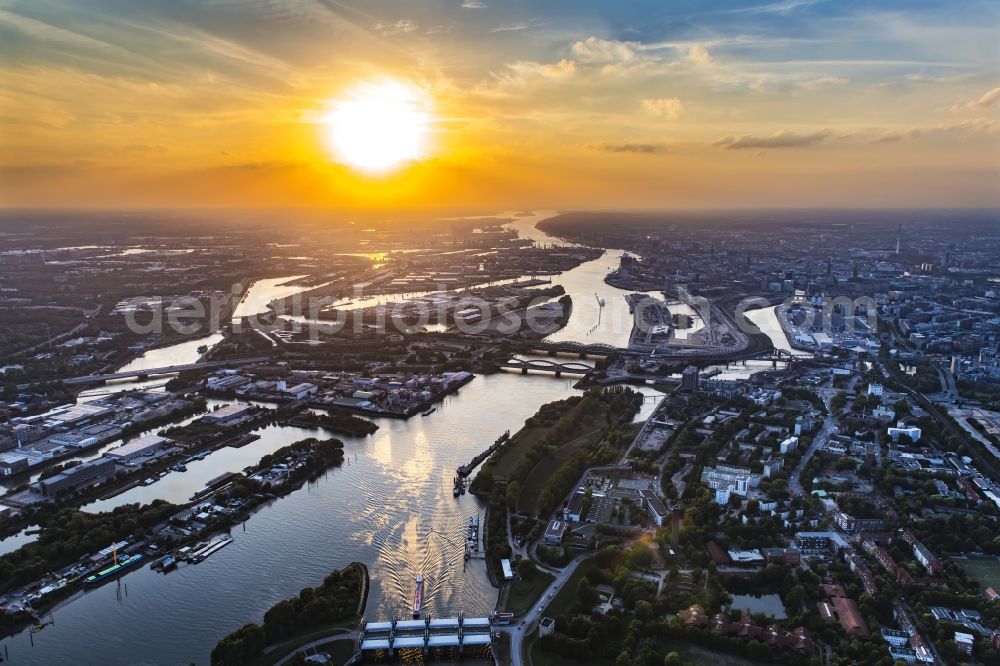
[422,407,436,417]
[151,554,177,571]
[197,345,208,353]
[412,576,424,618]
[30,618,54,633]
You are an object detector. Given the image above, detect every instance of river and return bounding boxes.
[75,333,226,403]
[744,306,811,357]
[7,373,665,664]
[2,212,799,664]
[505,212,659,348]
[0,526,38,557]
[231,275,308,320]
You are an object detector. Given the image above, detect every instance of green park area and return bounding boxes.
[518,425,608,515]
[253,630,356,666]
[489,402,607,483]
[526,558,602,666]
[502,565,555,615]
[958,556,1000,590]
[545,558,600,617]
[527,556,770,666]
[471,388,643,585]
[212,563,367,666]
[473,387,643,520]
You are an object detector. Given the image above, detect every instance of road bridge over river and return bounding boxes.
[18,356,270,388]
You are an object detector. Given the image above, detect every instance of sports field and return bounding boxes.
[958,556,1000,590]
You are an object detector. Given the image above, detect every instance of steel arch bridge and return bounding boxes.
[501,357,594,375]
[747,348,803,361]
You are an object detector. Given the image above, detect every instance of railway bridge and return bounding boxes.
[500,357,593,378]
[517,340,619,359]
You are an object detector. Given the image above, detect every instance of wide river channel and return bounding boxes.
[2,213,796,665]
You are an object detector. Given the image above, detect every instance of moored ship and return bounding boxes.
[187,534,233,563]
[83,553,144,586]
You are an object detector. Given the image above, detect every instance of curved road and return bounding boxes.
[496,554,593,666]
[270,630,358,666]
[788,387,841,497]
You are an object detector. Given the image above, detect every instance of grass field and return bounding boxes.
[526,560,611,666]
[517,457,564,515]
[530,634,769,666]
[530,644,612,666]
[493,632,513,666]
[305,638,356,666]
[252,619,358,666]
[494,408,603,481]
[517,428,604,514]
[492,426,547,479]
[550,427,606,459]
[502,569,555,615]
[958,556,1000,590]
[544,558,599,618]
[671,642,770,666]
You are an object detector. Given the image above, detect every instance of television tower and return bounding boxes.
[895,224,901,255]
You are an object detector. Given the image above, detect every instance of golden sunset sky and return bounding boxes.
[1,0,998,209]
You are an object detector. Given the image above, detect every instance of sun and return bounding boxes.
[322,79,433,174]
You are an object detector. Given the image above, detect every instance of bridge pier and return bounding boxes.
[521,367,528,375]
[554,370,561,378]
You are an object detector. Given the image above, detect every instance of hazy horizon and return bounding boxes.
[2,0,998,209]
